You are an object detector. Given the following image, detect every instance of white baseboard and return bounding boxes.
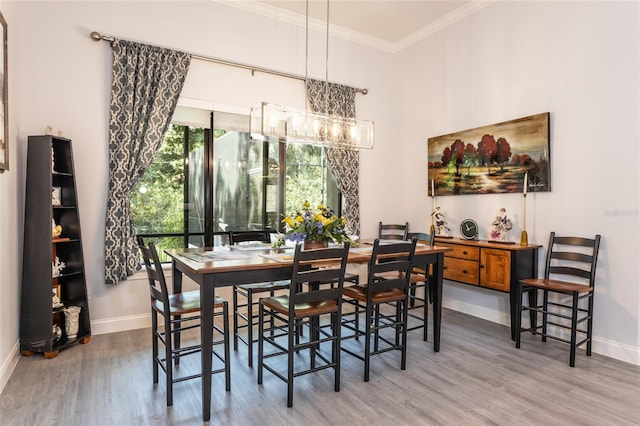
[0,340,20,394]
[90,313,151,335]
[444,298,511,327]
[592,335,640,366]
[444,303,640,366]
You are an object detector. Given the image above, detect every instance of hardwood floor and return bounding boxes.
[2,308,639,425]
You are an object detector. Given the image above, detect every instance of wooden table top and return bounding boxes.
[165,239,451,275]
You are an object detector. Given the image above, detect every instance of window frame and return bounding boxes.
[132,108,341,256]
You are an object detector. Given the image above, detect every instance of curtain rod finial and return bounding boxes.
[90,31,103,41]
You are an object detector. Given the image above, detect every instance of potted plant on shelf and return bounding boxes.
[282,201,351,250]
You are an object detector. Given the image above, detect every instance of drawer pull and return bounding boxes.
[463,251,468,255]
[462,270,467,274]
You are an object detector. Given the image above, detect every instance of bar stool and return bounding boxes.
[137,237,230,405]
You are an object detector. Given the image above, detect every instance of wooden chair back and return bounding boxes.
[367,238,417,298]
[289,243,350,315]
[230,230,271,245]
[378,222,409,241]
[544,232,601,288]
[406,232,434,245]
[136,236,170,310]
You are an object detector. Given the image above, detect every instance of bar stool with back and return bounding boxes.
[405,232,435,341]
[257,242,350,407]
[136,237,230,406]
[515,232,602,367]
[230,230,290,367]
[341,238,417,381]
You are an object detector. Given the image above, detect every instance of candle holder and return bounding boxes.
[520,193,528,245]
[430,179,436,235]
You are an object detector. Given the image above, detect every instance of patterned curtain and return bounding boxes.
[104,40,191,285]
[306,79,360,235]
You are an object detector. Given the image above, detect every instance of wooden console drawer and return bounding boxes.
[443,257,479,286]
[440,243,480,261]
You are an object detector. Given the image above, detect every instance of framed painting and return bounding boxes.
[428,112,550,196]
[0,12,7,173]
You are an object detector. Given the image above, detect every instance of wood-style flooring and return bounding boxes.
[1,308,639,425]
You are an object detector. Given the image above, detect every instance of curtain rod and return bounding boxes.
[90,31,368,95]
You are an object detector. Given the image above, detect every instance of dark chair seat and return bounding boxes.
[261,295,339,317]
[152,291,228,316]
[343,285,406,304]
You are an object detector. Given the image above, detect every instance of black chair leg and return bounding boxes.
[527,288,537,333]
[542,290,549,342]
[247,289,254,367]
[287,318,296,408]
[165,317,173,406]
[569,292,579,367]
[223,302,231,391]
[409,283,416,307]
[152,312,159,384]
[400,299,408,370]
[233,287,239,351]
[423,290,429,341]
[333,311,341,392]
[257,304,265,385]
[586,291,594,356]
[364,304,372,382]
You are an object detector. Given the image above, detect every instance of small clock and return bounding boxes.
[460,219,478,240]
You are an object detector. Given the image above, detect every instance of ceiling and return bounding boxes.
[221,0,495,52]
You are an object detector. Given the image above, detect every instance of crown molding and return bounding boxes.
[216,0,497,54]
[392,1,497,53]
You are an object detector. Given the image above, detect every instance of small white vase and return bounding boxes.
[63,306,81,339]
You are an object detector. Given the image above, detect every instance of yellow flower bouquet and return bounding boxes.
[282,201,351,244]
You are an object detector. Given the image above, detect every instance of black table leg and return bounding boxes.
[432,253,444,352]
[200,278,215,422]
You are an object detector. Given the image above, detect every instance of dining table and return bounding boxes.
[165,240,451,421]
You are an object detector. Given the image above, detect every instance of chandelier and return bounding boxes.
[250,0,374,150]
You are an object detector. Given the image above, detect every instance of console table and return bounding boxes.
[435,237,541,340]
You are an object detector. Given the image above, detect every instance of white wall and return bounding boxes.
[0,0,23,391]
[394,1,640,363]
[1,0,638,391]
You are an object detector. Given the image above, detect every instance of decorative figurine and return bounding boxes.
[52,256,66,278]
[432,206,451,236]
[52,288,63,309]
[52,218,62,239]
[52,187,61,206]
[490,207,513,241]
[271,232,286,249]
[52,324,63,343]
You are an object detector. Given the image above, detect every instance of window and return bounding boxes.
[131,106,340,260]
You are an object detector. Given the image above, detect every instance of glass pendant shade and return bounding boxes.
[250,102,374,149]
